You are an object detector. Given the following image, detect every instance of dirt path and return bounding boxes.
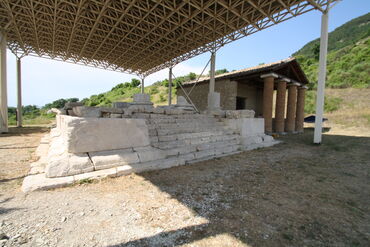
[0,127,369,246]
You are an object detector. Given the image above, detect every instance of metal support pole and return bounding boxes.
[168,67,172,106]
[16,58,22,127]
[209,51,216,93]
[141,78,144,94]
[0,32,8,133]
[314,11,329,144]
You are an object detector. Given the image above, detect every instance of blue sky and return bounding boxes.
[6,0,370,107]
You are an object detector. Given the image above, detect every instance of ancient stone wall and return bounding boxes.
[178,79,237,111]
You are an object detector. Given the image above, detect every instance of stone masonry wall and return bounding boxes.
[178,79,237,111]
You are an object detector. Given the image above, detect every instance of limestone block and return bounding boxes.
[178,153,195,162]
[133,93,152,105]
[116,165,134,176]
[35,143,49,157]
[158,135,177,142]
[67,110,76,116]
[241,136,263,146]
[133,146,166,163]
[110,113,122,118]
[45,152,94,178]
[134,157,184,173]
[113,102,131,108]
[262,135,274,143]
[223,118,265,137]
[207,92,221,110]
[60,116,150,153]
[225,110,255,119]
[22,174,74,193]
[194,150,214,159]
[73,106,102,118]
[100,107,124,114]
[152,107,165,114]
[74,168,117,181]
[89,149,140,170]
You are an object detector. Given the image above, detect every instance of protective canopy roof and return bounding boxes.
[0,0,335,76]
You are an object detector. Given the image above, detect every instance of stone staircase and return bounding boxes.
[146,114,242,164]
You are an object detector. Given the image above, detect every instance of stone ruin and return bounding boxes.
[22,95,278,192]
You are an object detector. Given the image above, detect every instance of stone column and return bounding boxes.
[295,86,307,133]
[285,83,300,133]
[261,73,278,133]
[0,32,8,133]
[275,78,289,133]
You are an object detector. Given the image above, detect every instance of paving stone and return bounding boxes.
[22,174,74,193]
[74,168,117,181]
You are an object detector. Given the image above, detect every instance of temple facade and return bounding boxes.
[177,58,309,134]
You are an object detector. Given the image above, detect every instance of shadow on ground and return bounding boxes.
[111,129,370,246]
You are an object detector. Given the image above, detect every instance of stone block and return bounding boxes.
[134,157,184,173]
[133,93,152,105]
[158,135,177,142]
[89,149,140,170]
[64,102,83,109]
[262,135,274,143]
[152,107,165,114]
[59,116,150,153]
[22,174,74,193]
[100,107,124,114]
[225,110,255,119]
[116,165,134,176]
[45,152,94,178]
[110,113,122,118]
[35,143,49,157]
[74,168,117,181]
[133,146,166,163]
[72,106,102,118]
[194,150,214,159]
[113,102,131,108]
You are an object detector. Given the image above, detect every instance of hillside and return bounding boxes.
[294,12,370,88]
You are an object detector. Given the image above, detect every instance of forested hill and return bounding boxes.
[293,12,370,88]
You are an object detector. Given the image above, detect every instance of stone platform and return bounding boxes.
[22,96,279,192]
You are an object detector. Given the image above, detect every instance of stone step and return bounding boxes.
[164,138,241,157]
[151,126,230,137]
[151,130,237,144]
[153,133,240,149]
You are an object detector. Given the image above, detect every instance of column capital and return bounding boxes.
[260,73,278,79]
[288,82,301,87]
[277,77,290,83]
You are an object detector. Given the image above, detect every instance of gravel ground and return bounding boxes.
[0,126,369,247]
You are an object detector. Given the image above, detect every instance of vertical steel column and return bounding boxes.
[141,78,144,94]
[168,67,172,105]
[0,32,8,133]
[209,51,216,94]
[17,58,22,127]
[314,11,329,144]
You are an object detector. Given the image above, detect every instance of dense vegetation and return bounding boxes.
[7,13,369,125]
[294,12,370,89]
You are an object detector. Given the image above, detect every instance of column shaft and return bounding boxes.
[262,76,274,133]
[17,58,22,127]
[285,84,298,133]
[295,87,306,133]
[209,52,215,93]
[168,67,172,106]
[275,81,287,133]
[141,78,144,94]
[0,33,8,133]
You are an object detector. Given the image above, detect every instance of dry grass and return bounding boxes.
[324,88,370,131]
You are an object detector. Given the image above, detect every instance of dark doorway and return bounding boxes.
[236,97,246,110]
